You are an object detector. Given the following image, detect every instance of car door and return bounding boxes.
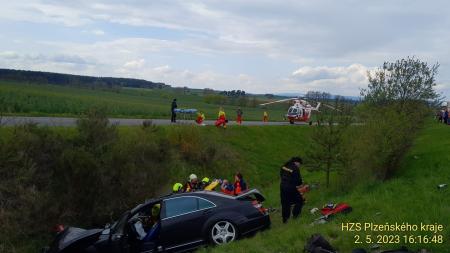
[108,211,131,253]
[160,196,215,251]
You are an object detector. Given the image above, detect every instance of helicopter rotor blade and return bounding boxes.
[322,103,342,112]
[259,97,298,106]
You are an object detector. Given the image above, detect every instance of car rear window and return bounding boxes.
[198,198,215,209]
[164,197,198,218]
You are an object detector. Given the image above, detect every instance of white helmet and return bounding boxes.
[189,174,198,181]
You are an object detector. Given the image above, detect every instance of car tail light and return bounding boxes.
[54,224,65,233]
[252,200,268,215]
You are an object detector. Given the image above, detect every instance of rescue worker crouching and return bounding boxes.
[172,182,184,193]
[215,107,227,128]
[201,177,220,191]
[221,179,234,195]
[280,157,305,223]
[196,112,205,125]
[185,174,201,192]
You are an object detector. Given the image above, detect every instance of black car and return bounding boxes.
[44,189,270,253]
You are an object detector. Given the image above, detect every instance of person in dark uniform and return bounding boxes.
[280,157,304,223]
[171,98,177,123]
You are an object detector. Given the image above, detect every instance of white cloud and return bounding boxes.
[123,59,145,69]
[285,64,371,96]
[1,1,450,96]
[82,29,105,36]
[0,51,20,59]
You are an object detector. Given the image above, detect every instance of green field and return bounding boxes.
[0,81,289,121]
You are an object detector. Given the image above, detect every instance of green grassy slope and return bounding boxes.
[0,81,288,121]
[200,123,450,252]
[2,122,448,252]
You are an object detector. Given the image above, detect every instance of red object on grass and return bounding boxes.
[320,203,352,216]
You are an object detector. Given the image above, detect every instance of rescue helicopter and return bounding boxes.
[260,97,338,124]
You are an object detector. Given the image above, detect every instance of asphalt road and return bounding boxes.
[0,116,307,127]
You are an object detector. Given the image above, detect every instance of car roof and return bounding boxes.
[132,189,264,214]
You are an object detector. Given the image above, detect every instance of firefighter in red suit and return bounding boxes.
[215,107,227,128]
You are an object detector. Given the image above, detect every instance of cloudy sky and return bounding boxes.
[0,0,449,97]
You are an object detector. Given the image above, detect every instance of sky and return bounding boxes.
[0,0,449,97]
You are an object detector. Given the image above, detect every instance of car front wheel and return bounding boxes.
[210,220,237,245]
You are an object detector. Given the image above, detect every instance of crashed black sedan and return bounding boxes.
[44,189,270,253]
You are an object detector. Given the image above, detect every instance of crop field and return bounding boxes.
[0,81,289,121]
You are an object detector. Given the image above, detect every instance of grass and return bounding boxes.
[0,81,289,121]
[1,122,448,252]
[198,122,450,252]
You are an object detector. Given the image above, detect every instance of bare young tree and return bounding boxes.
[306,97,353,187]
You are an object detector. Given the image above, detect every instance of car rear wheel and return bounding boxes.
[210,220,237,245]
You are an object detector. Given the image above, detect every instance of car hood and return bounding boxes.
[46,227,103,253]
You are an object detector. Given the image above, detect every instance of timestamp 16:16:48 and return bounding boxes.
[354,234,444,244]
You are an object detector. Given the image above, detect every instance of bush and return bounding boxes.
[338,103,425,190]
[0,111,242,252]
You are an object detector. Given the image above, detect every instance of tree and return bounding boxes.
[340,57,441,183]
[362,57,440,110]
[307,98,352,187]
[305,91,322,101]
[203,88,215,95]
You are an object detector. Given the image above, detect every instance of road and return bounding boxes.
[0,116,307,127]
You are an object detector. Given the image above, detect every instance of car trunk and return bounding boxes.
[234,189,268,215]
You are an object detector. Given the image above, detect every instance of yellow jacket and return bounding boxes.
[204,180,220,191]
[218,110,226,118]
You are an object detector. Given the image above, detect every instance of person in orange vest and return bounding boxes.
[221,179,234,195]
[236,107,243,125]
[195,111,205,125]
[215,107,227,128]
[263,111,269,122]
[233,172,247,195]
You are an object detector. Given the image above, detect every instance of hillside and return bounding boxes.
[0,80,288,121]
[1,122,448,252]
[203,123,450,252]
[0,69,169,89]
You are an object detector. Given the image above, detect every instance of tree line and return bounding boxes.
[0,68,170,90]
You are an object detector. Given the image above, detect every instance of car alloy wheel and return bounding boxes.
[211,221,236,245]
